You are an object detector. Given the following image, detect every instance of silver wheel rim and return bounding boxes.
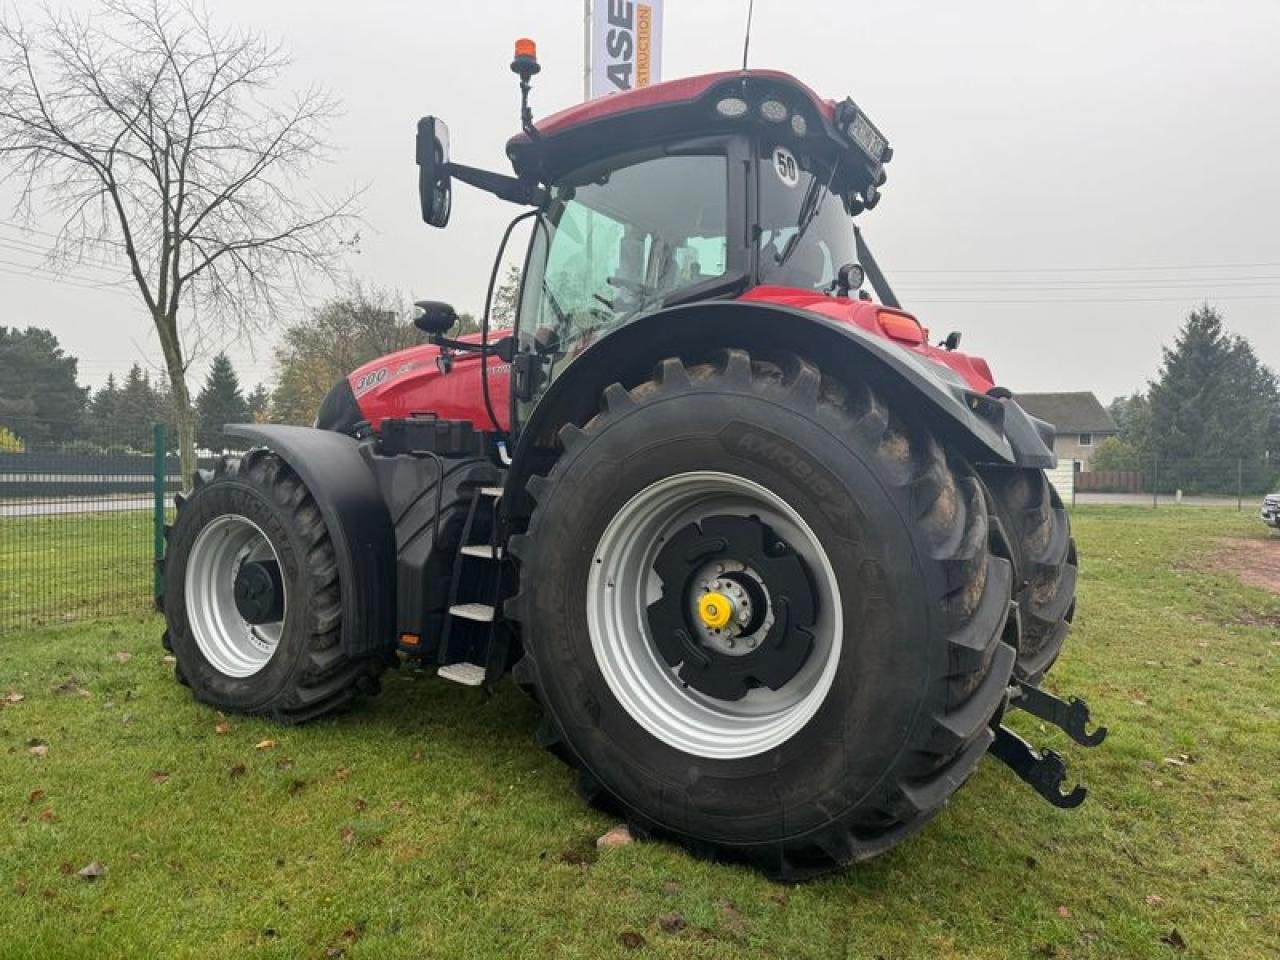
[586,471,842,759]
[185,514,286,678]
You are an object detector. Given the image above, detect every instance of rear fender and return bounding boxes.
[505,301,1054,518]
[224,424,396,658]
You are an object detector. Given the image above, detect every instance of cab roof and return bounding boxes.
[505,70,891,200]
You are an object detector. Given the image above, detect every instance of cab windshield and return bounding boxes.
[518,150,729,367]
[756,143,856,291]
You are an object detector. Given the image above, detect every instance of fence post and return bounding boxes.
[1152,454,1158,509]
[153,422,166,606]
[1237,458,1243,512]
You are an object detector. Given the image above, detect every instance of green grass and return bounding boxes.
[0,507,1277,958]
[0,511,155,629]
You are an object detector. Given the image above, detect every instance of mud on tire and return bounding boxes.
[507,350,1017,880]
[162,451,385,723]
[978,466,1077,684]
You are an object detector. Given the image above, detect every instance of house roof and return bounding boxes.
[1013,392,1118,435]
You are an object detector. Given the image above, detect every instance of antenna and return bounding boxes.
[742,0,755,70]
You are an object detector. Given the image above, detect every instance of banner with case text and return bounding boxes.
[590,0,663,100]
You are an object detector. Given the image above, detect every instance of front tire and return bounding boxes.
[163,451,385,723]
[979,466,1077,684]
[508,351,1016,879]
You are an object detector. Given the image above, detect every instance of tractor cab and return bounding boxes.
[414,57,896,429]
[512,123,866,418]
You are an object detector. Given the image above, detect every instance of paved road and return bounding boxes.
[0,495,174,518]
[1075,492,1251,508]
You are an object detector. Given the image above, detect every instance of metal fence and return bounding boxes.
[0,419,179,633]
[3,413,1276,631]
[1072,455,1278,508]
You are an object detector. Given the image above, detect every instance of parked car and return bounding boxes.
[1263,493,1280,529]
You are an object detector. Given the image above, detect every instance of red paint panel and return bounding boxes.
[740,286,996,393]
[350,289,996,437]
[350,337,511,433]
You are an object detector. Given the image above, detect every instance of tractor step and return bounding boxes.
[460,544,504,559]
[437,480,510,687]
[449,602,495,623]
[437,662,486,686]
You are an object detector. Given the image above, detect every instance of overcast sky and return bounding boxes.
[3,0,1278,404]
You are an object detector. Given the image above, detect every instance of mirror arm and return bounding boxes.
[430,333,515,362]
[448,162,547,207]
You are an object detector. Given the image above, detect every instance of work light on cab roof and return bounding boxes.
[161,38,1103,882]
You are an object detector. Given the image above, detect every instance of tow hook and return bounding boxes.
[1009,684,1107,747]
[990,684,1108,809]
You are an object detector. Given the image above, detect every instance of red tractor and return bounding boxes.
[162,45,1104,879]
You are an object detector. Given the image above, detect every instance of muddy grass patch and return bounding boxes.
[1211,535,1280,597]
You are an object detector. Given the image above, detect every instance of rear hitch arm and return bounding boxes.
[1008,683,1108,747]
[990,725,1088,809]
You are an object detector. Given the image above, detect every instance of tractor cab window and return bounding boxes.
[756,143,856,292]
[519,152,729,370]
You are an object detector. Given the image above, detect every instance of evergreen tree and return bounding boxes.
[83,373,120,446]
[0,326,87,443]
[246,384,272,423]
[114,363,164,450]
[1093,307,1279,491]
[1148,306,1278,462]
[489,263,522,330]
[196,353,249,449]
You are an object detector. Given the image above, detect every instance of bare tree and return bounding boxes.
[0,0,358,480]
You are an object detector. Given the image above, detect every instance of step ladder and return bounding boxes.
[437,484,508,687]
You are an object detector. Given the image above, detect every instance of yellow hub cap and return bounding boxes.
[697,591,735,630]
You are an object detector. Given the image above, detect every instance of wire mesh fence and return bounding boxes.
[0,418,179,634]
[1073,455,1278,508]
[3,408,1276,631]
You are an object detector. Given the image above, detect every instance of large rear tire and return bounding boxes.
[163,451,385,723]
[507,350,1016,879]
[979,466,1077,684]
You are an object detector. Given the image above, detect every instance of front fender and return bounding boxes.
[224,424,396,658]
[506,301,1054,516]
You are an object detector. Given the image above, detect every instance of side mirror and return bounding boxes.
[414,300,458,336]
[941,330,962,352]
[416,116,452,228]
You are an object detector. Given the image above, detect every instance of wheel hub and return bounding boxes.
[647,513,817,701]
[586,471,843,760]
[233,560,284,625]
[690,562,773,655]
[185,514,287,678]
[696,589,735,631]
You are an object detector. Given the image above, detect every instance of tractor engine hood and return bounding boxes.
[339,334,512,433]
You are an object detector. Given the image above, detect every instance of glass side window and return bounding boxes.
[519,153,729,365]
[756,143,856,292]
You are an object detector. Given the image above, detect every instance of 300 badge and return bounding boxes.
[353,367,388,397]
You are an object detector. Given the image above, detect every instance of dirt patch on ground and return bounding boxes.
[1214,536,1280,595]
